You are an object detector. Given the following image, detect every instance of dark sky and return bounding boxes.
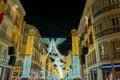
[20,0,86,55]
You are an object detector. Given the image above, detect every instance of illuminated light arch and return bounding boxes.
[40,38,67,79]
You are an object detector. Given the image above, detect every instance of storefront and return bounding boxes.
[3,68,11,80]
[101,64,120,80]
[90,67,98,80]
[0,67,3,79]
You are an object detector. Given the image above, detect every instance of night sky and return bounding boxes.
[20,0,86,55]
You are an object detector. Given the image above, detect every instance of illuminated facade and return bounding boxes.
[0,0,25,80]
[21,24,44,80]
[40,38,68,79]
[71,29,81,79]
[64,50,72,80]
[78,0,120,80]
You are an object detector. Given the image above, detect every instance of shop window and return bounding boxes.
[3,68,10,80]
[116,71,120,80]
[0,67,3,79]
[104,72,113,80]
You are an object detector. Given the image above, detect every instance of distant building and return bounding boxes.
[78,0,120,80]
[21,23,46,80]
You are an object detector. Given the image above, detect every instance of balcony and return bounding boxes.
[100,51,120,61]
[100,54,109,61]
[113,51,120,58]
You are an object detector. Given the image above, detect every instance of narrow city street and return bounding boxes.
[0,0,120,80]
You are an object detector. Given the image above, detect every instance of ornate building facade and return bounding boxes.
[21,24,45,80]
[0,0,25,80]
[78,0,120,80]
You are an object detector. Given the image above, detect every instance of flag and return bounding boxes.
[0,0,7,24]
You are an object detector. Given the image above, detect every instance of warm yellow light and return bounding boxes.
[26,35,34,55]
[72,35,79,55]
[15,5,18,8]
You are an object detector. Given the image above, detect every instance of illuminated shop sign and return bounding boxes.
[101,64,120,68]
[93,68,97,71]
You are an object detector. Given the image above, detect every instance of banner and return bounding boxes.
[26,35,34,55]
[0,0,7,24]
[72,35,79,55]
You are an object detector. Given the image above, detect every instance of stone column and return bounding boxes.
[108,42,114,59]
[97,67,103,80]
[111,62,116,80]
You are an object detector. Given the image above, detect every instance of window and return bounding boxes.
[112,18,115,26]
[13,15,19,26]
[3,68,10,80]
[86,40,89,47]
[88,16,92,26]
[94,26,96,32]
[5,4,11,18]
[99,23,102,30]
[112,17,119,26]
[2,23,8,32]
[84,26,87,34]
[112,40,120,52]
[99,44,105,55]
[80,33,84,41]
[112,0,114,3]
[108,0,111,4]
[116,18,119,25]
[89,32,93,45]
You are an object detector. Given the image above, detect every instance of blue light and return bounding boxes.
[41,67,45,79]
[72,56,81,79]
[21,56,32,78]
[67,67,72,79]
[102,64,120,68]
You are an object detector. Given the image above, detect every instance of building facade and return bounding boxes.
[78,0,120,80]
[21,24,45,80]
[0,0,25,80]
